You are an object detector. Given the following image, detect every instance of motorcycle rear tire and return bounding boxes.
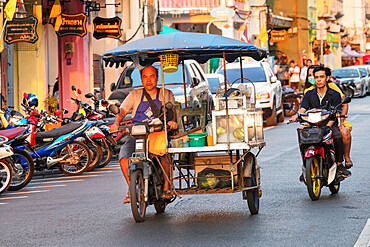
[8,149,35,191]
[305,156,322,201]
[130,170,147,222]
[284,97,299,117]
[58,141,91,176]
[0,160,13,194]
[329,182,340,194]
[343,88,354,98]
[85,141,103,172]
[154,200,167,213]
[96,139,112,168]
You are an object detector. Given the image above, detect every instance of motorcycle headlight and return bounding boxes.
[131,125,147,135]
[303,112,330,124]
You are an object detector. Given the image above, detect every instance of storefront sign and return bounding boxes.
[93,17,122,40]
[56,13,87,37]
[4,16,39,44]
[270,30,286,43]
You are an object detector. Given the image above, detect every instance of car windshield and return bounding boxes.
[118,65,187,96]
[207,76,221,94]
[217,67,267,83]
[333,69,359,78]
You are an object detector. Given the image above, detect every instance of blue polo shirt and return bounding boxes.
[300,87,342,125]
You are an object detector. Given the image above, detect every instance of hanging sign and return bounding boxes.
[270,30,286,43]
[93,17,122,40]
[56,13,87,37]
[4,16,39,44]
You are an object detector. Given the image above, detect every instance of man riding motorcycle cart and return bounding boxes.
[110,66,178,204]
[292,65,351,180]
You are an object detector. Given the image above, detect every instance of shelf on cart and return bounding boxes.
[167,142,264,153]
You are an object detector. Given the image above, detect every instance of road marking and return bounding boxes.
[10,190,50,195]
[350,114,360,121]
[29,184,67,189]
[89,170,113,174]
[42,179,84,184]
[264,126,276,131]
[0,202,8,205]
[0,196,28,200]
[354,219,370,247]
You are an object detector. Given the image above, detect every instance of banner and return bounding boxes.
[93,17,122,40]
[56,13,87,37]
[4,16,39,44]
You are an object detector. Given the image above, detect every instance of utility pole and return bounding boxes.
[317,20,327,65]
[143,0,148,37]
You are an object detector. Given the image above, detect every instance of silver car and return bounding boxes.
[332,67,367,97]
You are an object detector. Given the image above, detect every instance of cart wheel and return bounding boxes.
[130,170,147,222]
[154,200,167,213]
[244,165,259,215]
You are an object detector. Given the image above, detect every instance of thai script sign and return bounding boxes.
[4,16,39,44]
[270,30,286,43]
[56,13,87,37]
[93,17,122,40]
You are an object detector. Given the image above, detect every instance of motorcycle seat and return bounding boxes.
[0,127,26,140]
[36,122,84,139]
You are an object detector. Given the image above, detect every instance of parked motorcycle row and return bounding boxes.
[0,86,129,195]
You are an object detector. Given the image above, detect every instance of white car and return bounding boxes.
[215,61,284,126]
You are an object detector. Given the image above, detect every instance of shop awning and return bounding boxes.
[160,25,182,34]
[342,45,363,58]
[271,14,293,29]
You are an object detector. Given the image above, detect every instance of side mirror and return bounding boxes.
[85,93,95,99]
[62,108,69,114]
[71,85,76,91]
[270,75,277,83]
[101,100,108,107]
[54,110,61,117]
[110,83,116,92]
[342,97,351,104]
[77,89,82,94]
[192,77,200,87]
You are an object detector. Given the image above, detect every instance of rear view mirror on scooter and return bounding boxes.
[71,85,76,91]
[342,97,351,104]
[85,93,95,99]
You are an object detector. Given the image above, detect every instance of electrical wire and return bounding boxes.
[120,14,144,44]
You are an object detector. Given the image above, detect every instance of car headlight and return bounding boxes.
[131,125,147,135]
[256,92,270,100]
[301,113,330,124]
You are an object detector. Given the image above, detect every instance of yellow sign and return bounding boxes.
[270,30,286,43]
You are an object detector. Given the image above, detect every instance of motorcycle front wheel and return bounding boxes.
[305,156,322,201]
[0,160,13,194]
[58,141,91,176]
[85,141,103,172]
[8,149,35,191]
[96,139,112,168]
[130,170,147,222]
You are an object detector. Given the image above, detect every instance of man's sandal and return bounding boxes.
[162,190,172,199]
[345,160,353,169]
[123,194,130,204]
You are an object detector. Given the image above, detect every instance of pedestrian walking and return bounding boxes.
[289,60,300,92]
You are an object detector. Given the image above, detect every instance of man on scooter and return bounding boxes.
[110,65,178,204]
[291,64,351,180]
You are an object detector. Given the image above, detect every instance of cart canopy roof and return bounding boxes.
[103,32,268,67]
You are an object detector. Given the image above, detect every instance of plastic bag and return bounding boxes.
[148,130,166,156]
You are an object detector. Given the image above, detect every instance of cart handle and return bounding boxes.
[230,77,257,106]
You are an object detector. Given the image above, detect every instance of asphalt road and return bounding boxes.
[1,96,369,247]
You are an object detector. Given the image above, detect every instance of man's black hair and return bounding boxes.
[289,60,295,64]
[313,64,331,78]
